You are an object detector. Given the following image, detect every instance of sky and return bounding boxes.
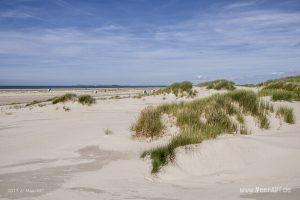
[0,0,300,85]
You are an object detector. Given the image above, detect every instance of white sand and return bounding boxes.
[0,88,151,105]
[0,87,299,200]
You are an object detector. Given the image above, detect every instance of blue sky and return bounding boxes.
[0,0,300,85]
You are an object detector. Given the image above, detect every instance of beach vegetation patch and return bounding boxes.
[26,100,44,107]
[134,90,294,173]
[276,106,295,124]
[52,93,77,104]
[258,75,300,101]
[63,106,71,112]
[198,79,235,90]
[153,81,197,97]
[104,128,113,135]
[26,97,54,107]
[131,107,164,138]
[78,95,96,105]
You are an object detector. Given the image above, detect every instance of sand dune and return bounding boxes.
[0,88,299,199]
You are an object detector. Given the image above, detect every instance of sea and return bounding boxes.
[0,85,165,90]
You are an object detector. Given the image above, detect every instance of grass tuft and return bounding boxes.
[26,100,43,107]
[198,79,235,90]
[258,76,300,101]
[240,125,250,135]
[131,107,164,138]
[78,95,96,105]
[52,93,77,104]
[142,127,203,173]
[104,128,113,135]
[26,97,54,107]
[258,114,270,129]
[154,81,196,97]
[63,106,71,112]
[276,106,295,124]
[271,90,295,101]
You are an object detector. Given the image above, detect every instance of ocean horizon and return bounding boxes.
[0,85,166,90]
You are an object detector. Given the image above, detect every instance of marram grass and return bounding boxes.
[133,89,295,173]
[276,106,295,124]
[52,93,77,104]
[258,75,300,101]
[153,81,197,97]
[131,107,164,138]
[26,93,97,107]
[198,79,235,90]
[78,95,96,105]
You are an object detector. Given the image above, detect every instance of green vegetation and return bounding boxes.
[198,79,236,90]
[259,89,298,101]
[52,93,77,104]
[141,126,203,173]
[78,95,96,105]
[131,107,164,138]
[26,93,96,106]
[257,75,300,87]
[133,90,294,173]
[63,106,71,112]
[133,94,144,99]
[50,93,96,105]
[25,98,54,107]
[276,106,295,124]
[154,81,197,97]
[271,90,296,101]
[26,100,44,107]
[258,75,300,101]
[168,81,193,93]
[104,128,113,135]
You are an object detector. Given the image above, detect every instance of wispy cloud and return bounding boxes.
[224,0,260,10]
[0,10,34,18]
[54,0,95,16]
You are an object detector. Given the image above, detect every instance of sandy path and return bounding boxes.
[0,88,299,200]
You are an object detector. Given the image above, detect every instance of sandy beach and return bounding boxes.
[0,87,299,200]
[0,88,156,105]
[1,0,300,199]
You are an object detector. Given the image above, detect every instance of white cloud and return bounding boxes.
[224,0,259,10]
[0,10,33,18]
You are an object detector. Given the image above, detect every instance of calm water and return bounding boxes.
[0,85,165,90]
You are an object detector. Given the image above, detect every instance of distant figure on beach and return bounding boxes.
[48,88,52,92]
[143,90,147,94]
[94,90,98,94]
